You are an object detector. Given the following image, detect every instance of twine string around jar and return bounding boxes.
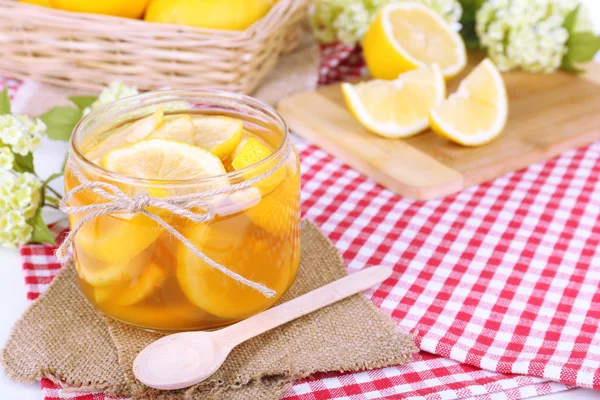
[56,144,292,298]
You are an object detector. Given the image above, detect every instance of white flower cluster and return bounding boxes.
[310,0,463,45]
[476,0,591,73]
[83,81,139,116]
[334,2,372,45]
[0,147,14,170]
[0,114,46,156]
[0,171,42,248]
[414,0,462,25]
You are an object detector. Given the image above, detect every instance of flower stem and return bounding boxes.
[46,185,62,199]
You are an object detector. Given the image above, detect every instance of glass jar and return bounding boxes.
[65,90,301,332]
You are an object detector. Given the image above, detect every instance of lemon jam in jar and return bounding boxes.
[64,90,301,331]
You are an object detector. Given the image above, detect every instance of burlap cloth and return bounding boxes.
[2,221,417,399]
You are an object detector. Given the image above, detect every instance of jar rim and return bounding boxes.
[69,89,290,187]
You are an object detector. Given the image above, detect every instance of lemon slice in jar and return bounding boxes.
[76,246,150,287]
[230,137,294,234]
[362,2,466,80]
[148,115,195,143]
[114,261,168,306]
[429,59,508,146]
[341,64,446,138]
[101,138,227,182]
[177,217,293,319]
[94,261,167,306]
[192,116,243,159]
[93,236,174,305]
[231,137,285,194]
[72,211,164,265]
[83,108,164,163]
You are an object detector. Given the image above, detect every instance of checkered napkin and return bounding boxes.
[318,43,368,86]
[24,138,600,399]
[21,140,576,400]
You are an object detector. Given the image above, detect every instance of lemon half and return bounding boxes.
[342,64,445,138]
[363,2,467,80]
[429,59,508,146]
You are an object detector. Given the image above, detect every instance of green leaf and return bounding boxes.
[28,209,56,245]
[562,32,600,73]
[458,0,486,50]
[13,152,35,173]
[562,6,600,74]
[567,32,600,62]
[563,5,579,33]
[561,61,585,73]
[40,106,83,141]
[0,86,11,115]
[69,95,97,110]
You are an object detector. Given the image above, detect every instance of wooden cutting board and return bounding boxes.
[277,58,600,200]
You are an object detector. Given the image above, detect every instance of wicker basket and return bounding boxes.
[0,0,308,93]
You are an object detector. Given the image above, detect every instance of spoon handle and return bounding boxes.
[220,265,393,346]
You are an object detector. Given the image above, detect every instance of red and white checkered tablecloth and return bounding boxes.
[7,48,600,399]
[22,140,584,400]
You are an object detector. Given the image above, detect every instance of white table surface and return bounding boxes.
[2,2,600,399]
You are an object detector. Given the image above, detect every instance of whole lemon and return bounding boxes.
[49,0,151,19]
[145,0,275,31]
[20,0,51,6]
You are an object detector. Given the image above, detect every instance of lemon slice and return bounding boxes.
[114,261,167,306]
[101,138,227,182]
[149,115,195,143]
[341,65,445,138]
[94,261,167,306]
[177,218,293,319]
[192,116,243,159]
[72,212,163,265]
[363,2,466,80]
[77,248,148,287]
[84,108,164,163]
[429,59,508,146]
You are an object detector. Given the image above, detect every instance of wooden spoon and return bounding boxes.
[133,265,393,390]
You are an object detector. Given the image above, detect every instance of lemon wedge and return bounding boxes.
[341,65,445,138]
[429,59,508,146]
[363,2,466,80]
[149,115,195,143]
[231,137,285,194]
[101,139,227,182]
[231,137,271,170]
[192,116,243,159]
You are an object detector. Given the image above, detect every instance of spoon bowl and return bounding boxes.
[134,331,233,390]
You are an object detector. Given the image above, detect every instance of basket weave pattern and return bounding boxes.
[0,0,307,93]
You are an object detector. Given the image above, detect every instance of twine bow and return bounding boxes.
[57,146,291,298]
